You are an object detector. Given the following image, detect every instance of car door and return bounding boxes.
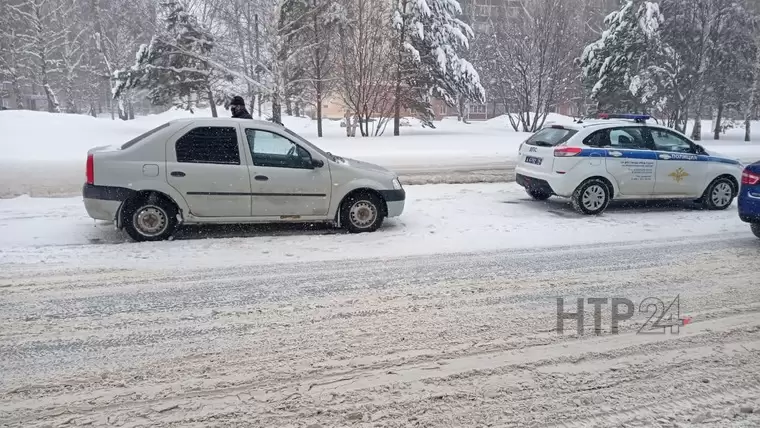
[593,127,657,197]
[647,127,707,197]
[243,127,332,218]
[165,125,252,218]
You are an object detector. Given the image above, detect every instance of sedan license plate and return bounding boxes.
[524,156,542,165]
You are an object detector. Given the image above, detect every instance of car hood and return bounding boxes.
[333,156,395,175]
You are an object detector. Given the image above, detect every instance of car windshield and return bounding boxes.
[281,126,342,161]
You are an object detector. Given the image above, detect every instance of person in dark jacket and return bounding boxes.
[229,96,252,119]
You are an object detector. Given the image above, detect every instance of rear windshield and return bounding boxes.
[121,122,171,150]
[524,127,577,147]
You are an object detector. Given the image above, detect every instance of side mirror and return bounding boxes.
[695,144,705,154]
[312,159,324,168]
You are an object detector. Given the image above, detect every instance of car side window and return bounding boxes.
[649,128,695,153]
[583,130,607,147]
[608,127,649,150]
[175,126,240,165]
[245,129,312,169]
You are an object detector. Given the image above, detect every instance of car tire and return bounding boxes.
[340,192,385,233]
[571,179,611,215]
[527,189,551,201]
[701,177,735,210]
[751,223,760,239]
[122,195,178,242]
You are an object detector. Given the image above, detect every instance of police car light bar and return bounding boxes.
[598,113,651,123]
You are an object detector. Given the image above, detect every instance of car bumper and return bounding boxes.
[738,188,760,223]
[380,189,405,217]
[82,183,135,222]
[515,167,579,197]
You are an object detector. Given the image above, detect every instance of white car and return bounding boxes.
[515,114,743,215]
[83,118,405,241]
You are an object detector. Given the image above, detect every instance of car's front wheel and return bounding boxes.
[571,179,611,215]
[340,192,385,233]
[122,195,178,242]
[751,223,760,239]
[527,189,551,201]
[701,177,735,210]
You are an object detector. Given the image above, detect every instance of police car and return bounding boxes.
[515,114,743,215]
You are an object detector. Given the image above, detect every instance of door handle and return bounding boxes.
[254,175,269,181]
[171,171,186,177]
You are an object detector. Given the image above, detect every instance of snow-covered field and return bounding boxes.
[3,108,760,197]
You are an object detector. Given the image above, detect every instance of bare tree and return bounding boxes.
[483,0,581,132]
[302,0,340,136]
[10,0,70,112]
[0,0,29,109]
[336,0,395,136]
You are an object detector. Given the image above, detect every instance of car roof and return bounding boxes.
[544,119,646,131]
[168,117,277,126]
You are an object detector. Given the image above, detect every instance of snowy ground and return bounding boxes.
[1,184,760,427]
[0,182,757,268]
[3,109,760,197]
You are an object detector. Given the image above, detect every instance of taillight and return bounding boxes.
[86,154,94,184]
[742,169,760,185]
[554,147,583,157]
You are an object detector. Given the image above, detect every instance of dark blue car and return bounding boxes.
[738,161,760,238]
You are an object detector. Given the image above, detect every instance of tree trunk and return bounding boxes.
[746,59,759,142]
[746,116,752,142]
[393,1,406,137]
[272,96,282,124]
[714,101,724,140]
[285,98,292,116]
[316,81,323,137]
[11,77,24,109]
[691,98,703,140]
[207,87,217,117]
[128,100,135,120]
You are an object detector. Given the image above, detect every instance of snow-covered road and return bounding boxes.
[2,233,760,427]
[2,183,760,427]
[0,182,757,268]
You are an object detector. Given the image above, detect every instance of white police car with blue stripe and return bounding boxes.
[515,114,743,215]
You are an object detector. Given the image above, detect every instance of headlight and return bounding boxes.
[392,178,403,190]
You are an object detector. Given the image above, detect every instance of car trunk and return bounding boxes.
[518,126,578,175]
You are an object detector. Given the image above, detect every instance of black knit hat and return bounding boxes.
[230,96,246,106]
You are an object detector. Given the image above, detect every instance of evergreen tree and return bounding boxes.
[579,0,665,114]
[391,0,485,134]
[112,0,219,114]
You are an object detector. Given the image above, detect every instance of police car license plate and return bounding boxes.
[525,156,542,165]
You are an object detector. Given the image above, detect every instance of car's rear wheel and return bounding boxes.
[701,177,735,210]
[122,195,178,242]
[526,189,551,201]
[751,223,760,239]
[571,179,610,215]
[340,192,385,233]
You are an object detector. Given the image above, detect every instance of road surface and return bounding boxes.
[2,234,760,427]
